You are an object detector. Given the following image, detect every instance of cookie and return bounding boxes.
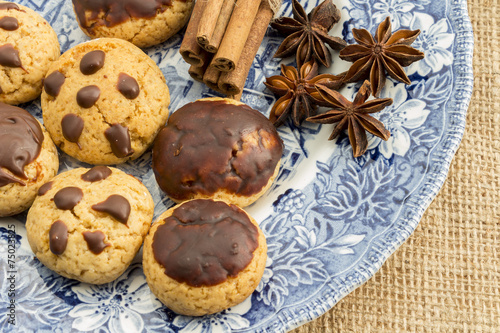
[26,166,154,284]
[152,97,283,207]
[72,0,195,48]
[0,1,60,104]
[0,103,58,217]
[143,199,267,316]
[41,38,170,165]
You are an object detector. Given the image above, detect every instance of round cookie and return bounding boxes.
[0,2,60,104]
[152,98,283,207]
[143,199,267,316]
[26,166,154,284]
[41,38,170,165]
[72,0,195,48]
[0,103,58,217]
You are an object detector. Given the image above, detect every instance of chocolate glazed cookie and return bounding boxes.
[72,0,194,48]
[143,199,267,316]
[152,98,283,207]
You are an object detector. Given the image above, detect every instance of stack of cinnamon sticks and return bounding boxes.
[180,0,274,100]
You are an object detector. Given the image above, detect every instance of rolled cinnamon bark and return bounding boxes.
[180,0,209,66]
[219,0,273,95]
[196,0,225,51]
[205,0,236,53]
[212,0,261,72]
[203,64,223,93]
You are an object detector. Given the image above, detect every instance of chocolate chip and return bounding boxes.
[0,44,22,68]
[61,114,84,143]
[80,50,105,75]
[38,181,53,196]
[83,230,110,254]
[104,124,134,158]
[0,17,18,31]
[49,220,68,255]
[92,194,131,224]
[81,166,112,182]
[44,71,65,97]
[0,3,20,11]
[76,85,100,108]
[117,73,140,99]
[53,187,83,210]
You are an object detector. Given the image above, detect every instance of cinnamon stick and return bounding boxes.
[219,0,273,95]
[196,0,225,51]
[212,0,261,72]
[180,0,209,66]
[203,64,223,93]
[205,0,236,53]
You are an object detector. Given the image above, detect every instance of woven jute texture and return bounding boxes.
[291,0,500,331]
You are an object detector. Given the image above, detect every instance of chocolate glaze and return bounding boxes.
[76,85,100,108]
[117,73,139,99]
[0,3,20,11]
[38,181,53,196]
[61,114,84,143]
[44,71,65,97]
[0,43,22,68]
[92,194,130,224]
[53,187,83,210]
[80,50,105,75]
[0,17,18,31]
[81,166,112,182]
[49,220,68,255]
[105,124,134,158]
[152,100,283,201]
[0,103,43,187]
[72,0,175,32]
[152,199,259,287]
[83,230,110,254]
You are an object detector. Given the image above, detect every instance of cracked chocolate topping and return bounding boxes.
[76,85,100,108]
[0,43,22,68]
[53,187,83,210]
[152,100,283,201]
[49,220,68,255]
[83,230,110,254]
[92,194,130,224]
[152,199,259,287]
[80,50,105,75]
[117,73,139,99]
[61,114,84,143]
[72,0,176,32]
[38,181,53,196]
[0,17,18,31]
[0,103,43,187]
[44,71,65,97]
[81,166,112,182]
[105,123,134,158]
[0,3,20,11]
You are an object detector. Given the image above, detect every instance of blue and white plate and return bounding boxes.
[0,0,473,331]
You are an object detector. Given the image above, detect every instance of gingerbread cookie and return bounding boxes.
[72,0,195,48]
[152,97,283,207]
[0,1,60,104]
[26,166,154,284]
[0,103,58,217]
[41,38,170,165]
[143,199,267,316]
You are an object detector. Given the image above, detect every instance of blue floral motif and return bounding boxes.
[172,297,252,333]
[69,265,162,332]
[0,0,473,332]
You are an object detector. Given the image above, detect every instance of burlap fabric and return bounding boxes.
[292,0,499,331]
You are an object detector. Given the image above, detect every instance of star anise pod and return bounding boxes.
[340,16,425,97]
[271,0,347,68]
[265,59,344,127]
[307,80,392,157]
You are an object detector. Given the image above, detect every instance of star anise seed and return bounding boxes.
[271,0,347,68]
[307,80,392,157]
[265,59,344,127]
[340,16,425,97]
